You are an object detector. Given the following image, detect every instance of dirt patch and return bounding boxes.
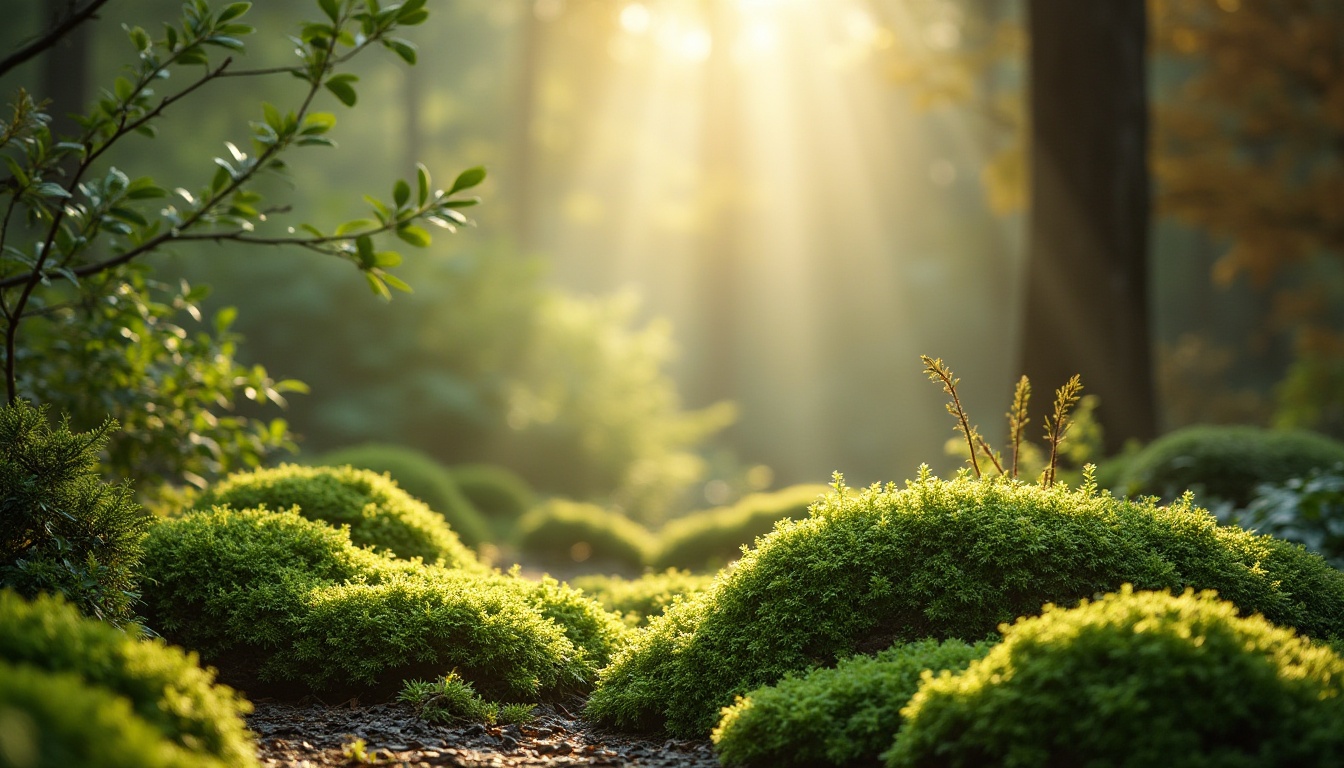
[248,697,720,768]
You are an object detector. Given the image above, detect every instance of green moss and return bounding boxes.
[570,569,715,627]
[886,587,1344,768]
[587,474,1344,737]
[197,463,478,567]
[1116,425,1344,505]
[448,463,536,523]
[316,443,492,547]
[140,508,624,699]
[514,500,653,572]
[0,590,256,768]
[653,485,828,571]
[0,400,148,625]
[712,638,992,767]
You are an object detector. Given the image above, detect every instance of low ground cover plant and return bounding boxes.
[448,463,537,526]
[886,586,1344,767]
[652,485,829,572]
[712,638,993,767]
[197,463,478,567]
[1226,465,1344,568]
[0,400,148,625]
[140,507,627,699]
[586,472,1344,737]
[570,569,715,627]
[0,590,256,768]
[1113,424,1344,505]
[399,671,537,726]
[514,499,654,572]
[317,443,492,548]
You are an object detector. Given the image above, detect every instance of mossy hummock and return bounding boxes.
[514,499,654,571]
[887,587,1344,767]
[587,473,1344,737]
[197,463,479,567]
[652,485,828,572]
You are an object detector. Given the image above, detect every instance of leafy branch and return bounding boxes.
[1041,375,1083,488]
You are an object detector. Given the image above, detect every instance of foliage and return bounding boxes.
[0,590,256,768]
[197,463,478,566]
[448,462,536,526]
[514,499,653,573]
[1224,465,1344,570]
[0,399,147,625]
[651,485,828,572]
[586,472,1344,737]
[886,586,1344,768]
[316,443,491,547]
[398,671,536,726]
[139,507,624,698]
[712,638,993,768]
[1114,424,1344,505]
[0,0,484,490]
[570,569,714,628]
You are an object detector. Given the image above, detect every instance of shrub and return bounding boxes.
[448,463,536,524]
[317,443,492,547]
[0,400,147,625]
[712,638,993,768]
[886,587,1344,768]
[197,463,478,567]
[399,672,537,726]
[586,473,1344,737]
[0,590,256,768]
[1226,466,1344,569]
[652,485,828,571]
[570,569,715,627]
[1116,425,1344,505]
[140,508,624,699]
[515,500,653,572]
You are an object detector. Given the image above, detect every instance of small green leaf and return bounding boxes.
[364,271,391,300]
[334,218,376,236]
[384,37,417,64]
[32,182,71,200]
[448,166,486,195]
[364,195,392,223]
[356,235,375,268]
[393,179,410,208]
[318,0,341,23]
[397,8,429,25]
[395,224,430,247]
[203,36,246,50]
[324,74,359,107]
[373,250,402,268]
[262,102,283,132]
[114,77,134,101]
[126,177,166,199]
[300,112,336,135]
[416,163,430,206]
[109,206,149,226]
[217,2,252,22]
[381,272,412,293]
[215,305,238,333]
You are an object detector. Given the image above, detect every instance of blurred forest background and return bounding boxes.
[3,0,1341,523]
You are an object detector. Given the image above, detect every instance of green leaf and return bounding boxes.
[215,306,238,333]
[448,166,486,195]
[114,77,134,101]
[373,250,402,268]
[125,25,151,52]
[334,218,376,236]
[395,224,430,247]
[126,178,166,199]
[397,8,429,25]
[416,163,430,206]
[318,0,341,23]
[203,36,246,50]
[381,272,412,293]
[217,2,252,22]
[393,179,410,208]
[109,206,149,226]
[324,74,359,107]
[262,102,283,132]
[364,271,391,300]
[356,235,375,268]
[299,112,336,135]
[364,195,392,223]
[384,37,417,65]
[32,182,71,200]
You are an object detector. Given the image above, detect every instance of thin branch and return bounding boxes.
[922,355,982,478]
[0,0,114,78]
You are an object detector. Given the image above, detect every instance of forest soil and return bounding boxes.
[249,697,719,768]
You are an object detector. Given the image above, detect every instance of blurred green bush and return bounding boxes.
[140,507,626,699]
[0,590,256,768]
[1224,465,1344,569]
[0,400,147,626]
[197,463,477,567]
[652,485,829,571]
[712,638,992,768]
[887,587,1344,767]
[448,463,536,527]
[514,499,653,573]
[1113,424,1344,505]
[587,473,1344,737]
[570,569,714,627]
[316,443,492,547]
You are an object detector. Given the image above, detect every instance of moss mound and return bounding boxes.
[140,508,626,699]
[0,590,256,768]
[515,500,653,572]
[887,587,1344,767]
[316,443,492,547]
[1116,425,1344,505]
[653,485,828,571]
[448,463,536,523]
[570,569,715,627]
[713,638,992,767]
[587,474,1344,737]
[197,463,478,567]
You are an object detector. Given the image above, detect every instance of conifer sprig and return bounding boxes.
[1042,375,1083,487]
[1008,375,1031,480]
[922,356,983,478]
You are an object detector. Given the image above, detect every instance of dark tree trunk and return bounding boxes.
[42,1,91,147]
[1022,0,1155,453]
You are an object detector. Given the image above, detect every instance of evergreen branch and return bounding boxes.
[922,355,983,478]
[1007,375,1030,480]
[1042,374,1083,487]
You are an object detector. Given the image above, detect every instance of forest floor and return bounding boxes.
[248,697,720,768]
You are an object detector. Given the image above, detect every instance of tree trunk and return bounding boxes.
[1022,0,1155,453]
[42,1,91,146]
